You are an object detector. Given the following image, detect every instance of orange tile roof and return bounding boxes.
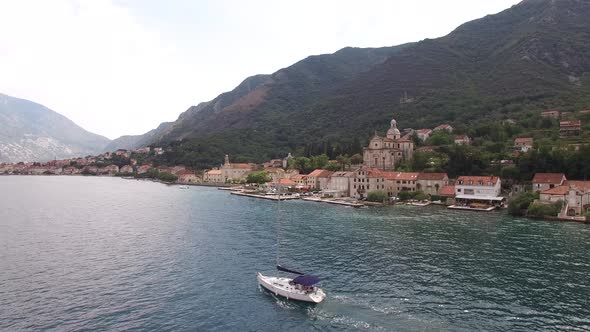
[514,137,533,143]
[230,163,254,169]
[565,180,590,191]
[541,185,570,195]
[307,169,333,178]
[207,170,222,175]
[278,178,296,186]
[439,185,455,197]
[417,173,448,181]
[533,173,566,184]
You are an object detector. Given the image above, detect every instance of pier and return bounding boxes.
[301,197,364,208]
[230,192,300,201]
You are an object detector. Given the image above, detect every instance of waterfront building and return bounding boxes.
[382,172,419,197]
[362,116,414,170]
[305,169,333,191]
[455,176,503,206]
[514,137,534,152]
[99,165,119,176]
[540,181,590,218]
[289,174,306,188]
[433,124,453,133]
[532,173,566,192]
[62,167,79,175]
[350,167,386,199]
[219,155,255,182]
[326,171,355,197]
[120,165,134,174]
[137,165,152,174]
[559,120,582,138]
[204,169,223,183]
[438,185,456,205]
[83,166,99,174]
[417,173,449,196]
[177,170,200,184]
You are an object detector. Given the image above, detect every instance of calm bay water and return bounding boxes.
[1,176,590,331]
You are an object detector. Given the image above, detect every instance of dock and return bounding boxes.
[218,186,242,191]
[301,197,364,208]
[447,205,496,212]
[230,192,300,201]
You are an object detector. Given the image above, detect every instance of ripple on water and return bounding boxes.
[1,177,590,331]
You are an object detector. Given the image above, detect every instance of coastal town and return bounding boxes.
[1,113,589,221]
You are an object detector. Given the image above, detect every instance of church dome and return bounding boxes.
[387,127,401,137]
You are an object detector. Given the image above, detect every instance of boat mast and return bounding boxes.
[276,184,281,276]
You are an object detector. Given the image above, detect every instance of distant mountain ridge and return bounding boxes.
[112,0,590,165]
[0,94,111,163]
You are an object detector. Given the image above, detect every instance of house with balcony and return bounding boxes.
[453,176,503,208]
[559,120,582,138]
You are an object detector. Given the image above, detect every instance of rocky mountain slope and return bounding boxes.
[0,94,111,163]
[117,0,590,166]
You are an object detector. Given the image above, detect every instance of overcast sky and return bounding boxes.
[0,0,521,139]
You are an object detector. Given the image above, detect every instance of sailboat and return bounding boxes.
[256,186,326,303]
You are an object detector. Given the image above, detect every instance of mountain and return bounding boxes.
[104,121,172,151]
[133,0,590,166]
[0,94,111,163]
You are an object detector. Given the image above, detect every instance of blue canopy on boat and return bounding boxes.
[293,275,321,286]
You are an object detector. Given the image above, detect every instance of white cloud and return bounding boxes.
[0,0,521,139]
[0,0,197,139]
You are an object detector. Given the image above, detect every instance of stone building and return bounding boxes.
[363,117,414,171]
[416,173,449,196]
[220,155,255,182]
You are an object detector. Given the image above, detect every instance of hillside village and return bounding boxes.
[1,109,589,221]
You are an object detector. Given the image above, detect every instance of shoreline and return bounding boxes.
[3,174,587,223]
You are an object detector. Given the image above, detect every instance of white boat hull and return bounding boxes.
[257,272,326,303]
